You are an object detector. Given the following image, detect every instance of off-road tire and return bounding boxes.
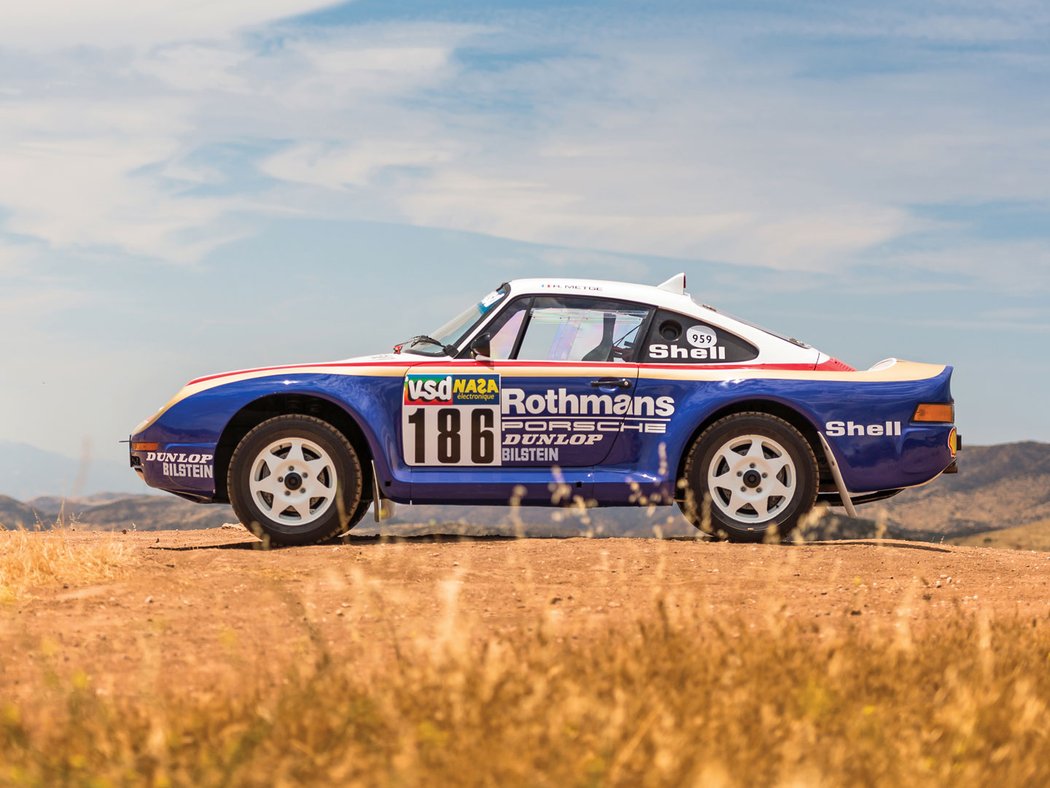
[228,415,363,546]
[678,412,818,543]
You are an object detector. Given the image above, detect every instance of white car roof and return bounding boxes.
[507,275,703,316]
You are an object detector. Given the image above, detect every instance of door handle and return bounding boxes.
[590,377,632,389]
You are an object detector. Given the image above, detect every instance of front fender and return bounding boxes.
[132,372,406,500]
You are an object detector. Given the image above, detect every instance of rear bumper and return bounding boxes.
[829,423,957,494]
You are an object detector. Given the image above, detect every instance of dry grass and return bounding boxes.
[3,598,1049,786]
[0,527,131,601]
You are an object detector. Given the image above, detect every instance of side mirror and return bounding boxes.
[470,333,492,359]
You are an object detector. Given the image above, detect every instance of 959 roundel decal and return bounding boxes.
[402,374,503,466]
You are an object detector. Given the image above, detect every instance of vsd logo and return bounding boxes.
[405,375,453,405]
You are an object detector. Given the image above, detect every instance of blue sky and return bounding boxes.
[1,0,1048,493]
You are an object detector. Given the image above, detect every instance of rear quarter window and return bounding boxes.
[642,309,758,363]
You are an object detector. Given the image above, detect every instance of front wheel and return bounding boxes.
[678,412,818,542]
[228,415,364,546]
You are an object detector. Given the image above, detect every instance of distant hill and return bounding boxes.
[69,497,235,531]
[3,441,1046,541]
[1,494,234,532]
[950,519,1050,552]
[0,441,147,499]
[868,442,1050,536]
[27,492,137,518]
[0,495,41,529]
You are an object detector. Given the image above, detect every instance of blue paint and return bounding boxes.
[131,363,955,508]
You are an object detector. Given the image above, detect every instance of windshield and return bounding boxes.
[404,283,510,356]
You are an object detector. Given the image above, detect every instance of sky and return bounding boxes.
[1,0,1048,494]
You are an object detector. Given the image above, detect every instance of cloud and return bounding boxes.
[887,241,1050,296]
[242,13,1047,275]
[0,3,1047,283]
[0,1,339,51]
[262,140,454,189]
[287,39,455,93]
[0,99,238,263]
[0,241,33,274]
[0,20,490,263]
[138,22,480,98]
[136,44,255,94]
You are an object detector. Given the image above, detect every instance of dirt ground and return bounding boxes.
[3,528,1049,699]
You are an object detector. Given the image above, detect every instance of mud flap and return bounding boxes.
[818,433,858,519]
[371,460,384,522]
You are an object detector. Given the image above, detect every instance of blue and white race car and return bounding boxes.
[130,274,959,544]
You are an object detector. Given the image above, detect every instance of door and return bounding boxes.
[487,294,653,468]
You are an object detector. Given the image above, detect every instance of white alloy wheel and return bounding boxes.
[248,437,337,527]
[706,433,796,524]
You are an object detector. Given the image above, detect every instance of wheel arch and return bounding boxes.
[213,393,375,503]
[674,398,828,494]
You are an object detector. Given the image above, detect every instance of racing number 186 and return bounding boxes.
[405,407,498,465]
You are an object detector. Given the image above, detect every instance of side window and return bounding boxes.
[643,309,758,363]
[515,297,651,362]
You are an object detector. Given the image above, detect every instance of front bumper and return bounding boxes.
[129,437,219,499]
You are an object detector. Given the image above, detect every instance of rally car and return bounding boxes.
[129,273,959,544]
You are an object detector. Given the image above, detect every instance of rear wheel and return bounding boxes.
[678,412,817,542]
[228,415,363,546]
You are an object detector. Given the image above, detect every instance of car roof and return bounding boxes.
[505,274,711,319]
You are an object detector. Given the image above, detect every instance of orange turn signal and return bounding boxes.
[948,428,958,458]
[131,442,159,451]
[913,403,954,423]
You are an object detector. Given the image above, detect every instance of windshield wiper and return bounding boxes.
[404,335,458,356]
